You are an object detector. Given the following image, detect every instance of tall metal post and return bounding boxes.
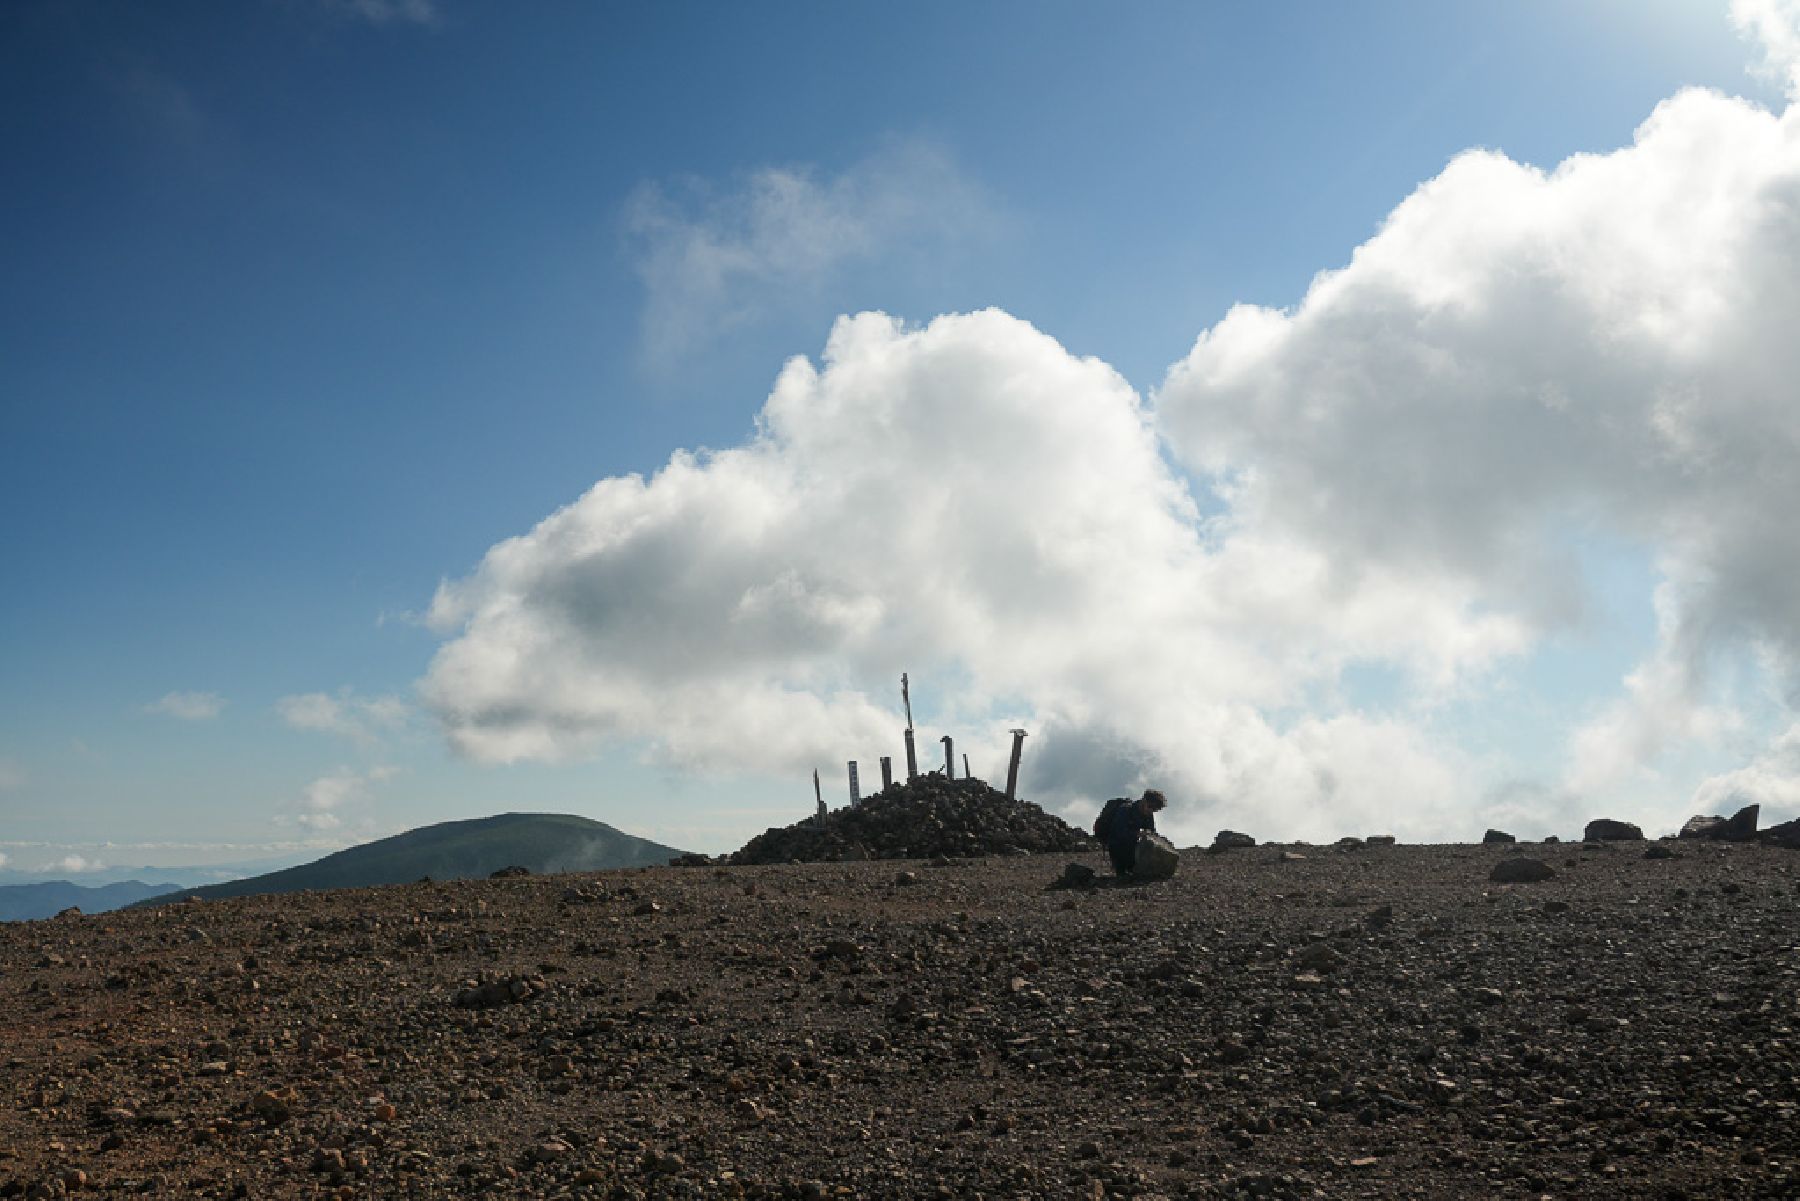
[1005,728,1028,800]
[962,753,971,780]
[813,768,824,822]
[941,735,954,779]
[880,756,893,790]
[904,728,918,781]
[848,761,861,807]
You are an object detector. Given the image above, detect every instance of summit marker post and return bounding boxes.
[1005,728,1028,800]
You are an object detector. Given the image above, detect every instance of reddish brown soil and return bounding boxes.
[2,840,1796,1199]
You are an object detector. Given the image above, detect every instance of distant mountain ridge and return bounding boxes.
[134,813,686,907]
[0,879,184,922]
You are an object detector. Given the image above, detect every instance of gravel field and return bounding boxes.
[3,837,1797,1199]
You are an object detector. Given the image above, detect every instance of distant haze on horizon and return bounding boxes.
[6,1,1800,869]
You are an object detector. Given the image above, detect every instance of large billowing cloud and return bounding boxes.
[426,13,1800,841]
[424,310,1514,840]
[1160,81,1800,826]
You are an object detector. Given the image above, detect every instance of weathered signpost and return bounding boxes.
[1005,728,1028,800]
[902,673,918,781]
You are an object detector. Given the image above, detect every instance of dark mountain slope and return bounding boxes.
[0,879,183,922]
[137,812,684,906]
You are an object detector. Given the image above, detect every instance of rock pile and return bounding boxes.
[729,774,1091,865]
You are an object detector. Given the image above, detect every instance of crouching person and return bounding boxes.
[1100,789,1166,877]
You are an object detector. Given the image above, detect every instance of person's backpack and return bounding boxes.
[1092,797,1129,841]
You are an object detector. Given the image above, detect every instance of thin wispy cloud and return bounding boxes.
[277,690,410,745]
[40,854,104,875]
[0,758,24,792]
[107,58,209,151]
[323,0,440,28]
[286,765,398,832]
[625,142,996,367]
[145,691,225,721]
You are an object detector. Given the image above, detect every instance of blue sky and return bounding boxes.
[4,0,1798,873]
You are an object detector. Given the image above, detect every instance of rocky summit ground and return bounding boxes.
[3,839,1798,1200]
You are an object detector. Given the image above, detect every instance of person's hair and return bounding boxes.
[1140,788,1167,811]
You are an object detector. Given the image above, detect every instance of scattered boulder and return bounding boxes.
[1482,829,1516,845]
[1490,857,1557,884]
[1716,804,1759,842]
[1680,815,1725,840]
[1293,942,1342,972]
[1132,833,1180,882]
[668,852,715,867]
[1758,817,1800,850]
[1680,805,1758,842]
[1583,819,1644,842]
[1049,863,1096,890]
[1365,834,1396,846]
[454,973,546,1009]
[488,865,530,879]
[1644,844,1679,860]
[1211,830,1256,852]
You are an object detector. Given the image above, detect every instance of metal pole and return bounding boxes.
[1005,729,1028,799]
[962,753,971,780]
[901,673,914,731]
[848,761,860,807]
[813,769,824,821]
[941,735,954,779]
[904,728,918,781]
[880,756,893,790]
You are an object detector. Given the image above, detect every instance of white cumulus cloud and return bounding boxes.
[424,14,1800,843]
[1734,0,1800,97]
[144,691,225,721]
[424,310,1499,842]
[1160,81,1800,818]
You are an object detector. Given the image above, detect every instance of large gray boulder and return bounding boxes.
[1679,815,1725,839]
[1583,818,1643,842]
[1482,828,1516,845]
[1680,804,1759,842]
[1210,830,1256,852]
[1134,833,1180,881]
[1716,804,1759,842]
